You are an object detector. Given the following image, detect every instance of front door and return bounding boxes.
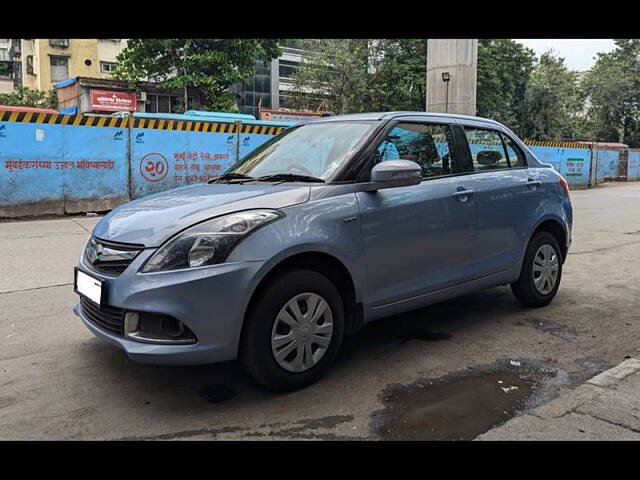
[356,121,477,308]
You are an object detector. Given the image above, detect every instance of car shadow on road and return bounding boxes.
[76,285,528,413]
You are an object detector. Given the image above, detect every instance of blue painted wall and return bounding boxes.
[593,149,620,182]
[1,113,637,217]
[527,145,592,188]
[0,114,290,217]
[1,120,66,209]
[628,150,640,181]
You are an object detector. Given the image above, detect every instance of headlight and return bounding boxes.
[141,210,283,272]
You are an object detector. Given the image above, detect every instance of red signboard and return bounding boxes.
[90,89,137,112]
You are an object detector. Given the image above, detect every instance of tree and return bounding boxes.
[0,86,58,109]
[519,51,583,141]
[581,39,640,145]
[369,39,428,111]
[113,39,281,111]
[476,39,536,135]
[289,39,427,114]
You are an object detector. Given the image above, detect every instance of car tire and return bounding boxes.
[239,269,345,392]
[511,231,563,307]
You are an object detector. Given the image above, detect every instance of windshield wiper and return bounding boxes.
[256,173,325,183]
[209,172,255,184]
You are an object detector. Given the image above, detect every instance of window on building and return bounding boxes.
[0,48,9,62]
[146,93,178,113]
[464,127,510,171]
[50,56,69,83]
[49,39,69,48]
[232,58,273,117]
[375,123,456,178]
[26,55,34,75]
[100,61,117,73]
[278,60,298,81]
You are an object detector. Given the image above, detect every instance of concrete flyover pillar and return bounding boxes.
[426,39,478,116]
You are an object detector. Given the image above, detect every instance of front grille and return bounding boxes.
[80,296,124,335]
[84,237,143,276]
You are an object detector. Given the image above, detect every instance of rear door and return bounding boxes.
[461,125,543,278]
[356,120,477,307]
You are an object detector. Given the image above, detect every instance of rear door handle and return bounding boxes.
[452,189,474,202]
[527,178,542,188]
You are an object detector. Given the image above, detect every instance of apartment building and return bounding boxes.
[233,41,327,119]
[20,39,127,91]
[0,38,17,93]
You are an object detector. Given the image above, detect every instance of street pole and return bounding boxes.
[441,71,451,114]
[445,81,449,113]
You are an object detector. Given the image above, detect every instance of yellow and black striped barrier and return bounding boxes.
[0,111,287,136]
[0,110,130,128]
[524,140,592,148]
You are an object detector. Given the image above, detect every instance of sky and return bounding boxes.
[512,39,616,72]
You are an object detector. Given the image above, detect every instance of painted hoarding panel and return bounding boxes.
[528,145,591,187]
[61,123,128,212]
[130,127,190,199]
[240,130,276,159]
[627,150,640,181]
[595,149,620,181]
[0,113,290,217]
[0,119,66,214]
[130,123,239,199]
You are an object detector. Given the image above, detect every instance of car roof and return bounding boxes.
[311,111,503,127]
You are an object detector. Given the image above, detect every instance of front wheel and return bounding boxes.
[511,231,563,307]
[240,269,345,391]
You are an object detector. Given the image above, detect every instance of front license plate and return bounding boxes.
[75,268,103,306]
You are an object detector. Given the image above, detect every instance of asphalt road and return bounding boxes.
[1,182,640,440]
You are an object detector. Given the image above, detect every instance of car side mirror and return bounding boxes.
[362,160,422,192]
[477,150,502,165]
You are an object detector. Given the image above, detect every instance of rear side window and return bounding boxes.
[374,122,456,178]
[464,126,527,171]
[464,127,509,171]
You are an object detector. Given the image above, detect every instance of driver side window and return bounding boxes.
[374,123,455,178]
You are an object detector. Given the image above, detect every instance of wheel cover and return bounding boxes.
[532,244,559,295]
[270,292,334,373]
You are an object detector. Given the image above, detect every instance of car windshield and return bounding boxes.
[226,121,378,181]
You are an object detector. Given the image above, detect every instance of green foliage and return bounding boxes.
[0,86,58,109]
[290,39,427,114]
[520,51,583,141]
[581,39,640,146]
[113,39,281,111]
[476,39,536,135]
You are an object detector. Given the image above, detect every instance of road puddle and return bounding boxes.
[372,360,562,440]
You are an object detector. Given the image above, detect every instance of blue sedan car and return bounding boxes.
[73,112,572,391]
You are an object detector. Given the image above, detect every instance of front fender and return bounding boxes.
[226,189,367,303]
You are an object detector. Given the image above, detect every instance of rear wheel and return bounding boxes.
[240,269,345,391]
[511,231,563,307]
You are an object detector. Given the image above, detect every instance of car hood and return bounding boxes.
[92,183,311,247]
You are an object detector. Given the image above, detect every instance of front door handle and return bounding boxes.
[452,189,474,202]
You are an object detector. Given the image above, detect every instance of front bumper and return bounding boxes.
[73,249,266,365]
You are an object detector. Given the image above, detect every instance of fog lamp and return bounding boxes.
[123,311,196,344]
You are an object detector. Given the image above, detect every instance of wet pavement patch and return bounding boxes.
[524,315,578,341]
[371,359,565,440]
[199,384,236,404]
